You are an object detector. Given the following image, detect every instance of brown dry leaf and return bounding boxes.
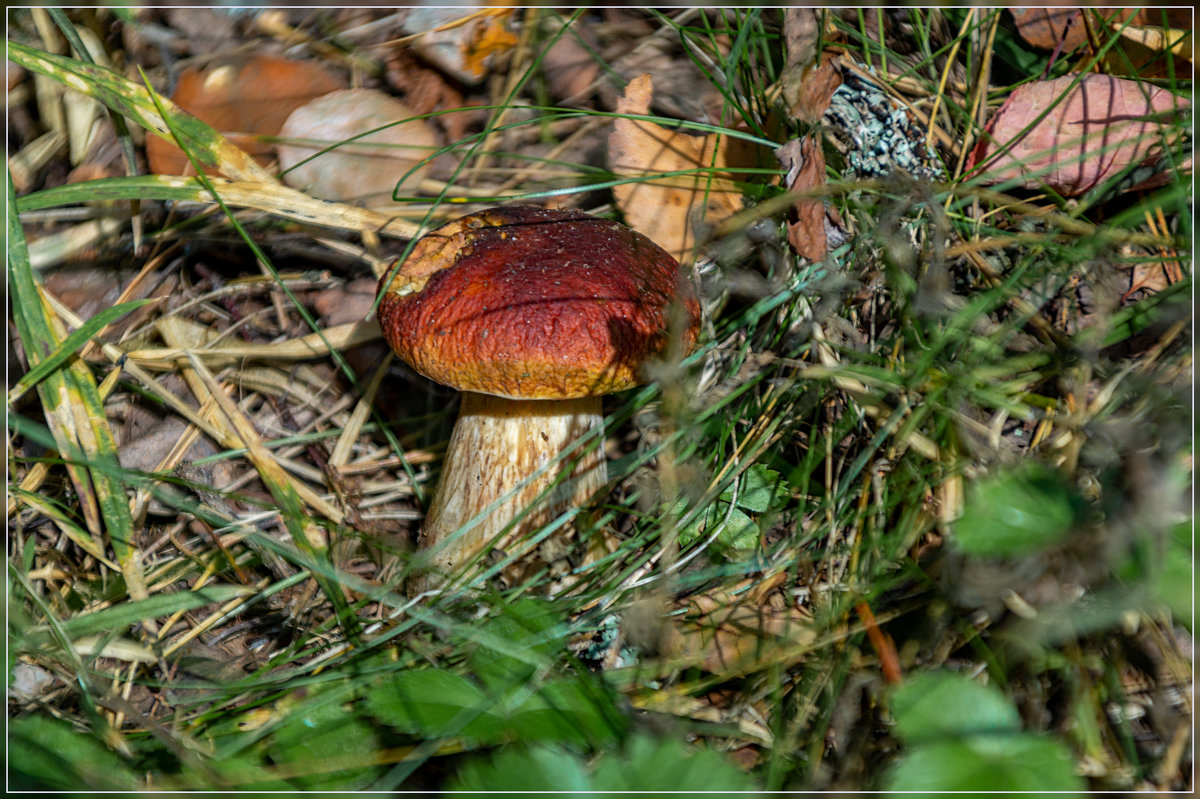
[1011,8,1091,51]
[783,8,822,70]
[539,22,600,102]
[777,135,828,261]
[791,54,844,124]
[1013,8,1193,52]
[667,574,815,673]
[462,11,519,79]
[1117,23,1193,62]
[779,10,844,122]
[966,73,1190,197]
[314,277,378,327]
[146,54,345,176]
[608,73,745,265]
[1011,9,1192,78]
[1126,254,1185,299]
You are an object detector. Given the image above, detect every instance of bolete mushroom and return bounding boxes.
[377,205,700,594]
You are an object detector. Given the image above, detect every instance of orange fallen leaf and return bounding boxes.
[146,54,345,176]
[608,73,746,265]
[966,73,1190,196]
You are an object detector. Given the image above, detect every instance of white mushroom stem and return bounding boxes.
[409,392,606,594]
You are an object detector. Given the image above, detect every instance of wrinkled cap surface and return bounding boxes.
[377,205,700,400]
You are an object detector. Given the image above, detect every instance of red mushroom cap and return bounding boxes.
[377,206,700,400]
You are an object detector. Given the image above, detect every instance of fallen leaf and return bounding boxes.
[1012,8,1193,53]
[276,88,438,207]
[778,10,844,122]
[539,21,601,102]
[1010,8,1090,51]
[783,8,822,72]
[1117,23,1194,62]
[777,135,829,261]
[403,8,517,86]
[314,277,378,327]
[608,73,746,265]
[1125,253,1185,300]
[966,73,1190,196]
[789,54,844,124]
[146,54,345,176]
[383,47,471,143]
[667,573,815,673]
[1011,9,1193,78]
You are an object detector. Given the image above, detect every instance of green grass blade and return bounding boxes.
[16,174,418,238]
[8,172,137,568]
[52,585,252,639]
[8,39,272,182]
[8,298,155,404]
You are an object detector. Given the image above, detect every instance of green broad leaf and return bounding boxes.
[678,500,760,556]
[506,678,624,747]
[1151,521,1193,629]
[449,744,593,793]
[590,734,758,793]
[884,735,1084,793]
[9,299,155,402]
[890,671,1022,743]
[734,464,790,513]
[953,463,1083,557]
[365,668,508,743]
[886,671,1084,793]
[188,754,293,791]
[466,598,561,696]
[448,734,757,794]
[54,584,251,639]
[716,506,761,552]
[9,715,139,791]
[270,695,381,790]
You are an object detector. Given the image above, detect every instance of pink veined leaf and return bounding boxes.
[967,73,1190,196]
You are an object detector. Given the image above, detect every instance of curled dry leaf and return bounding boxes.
[146,54,345,176]
[608,73,746,265]
[779,10,844,123]
[277,88,438,207]
[777,135,829,261]
[967,73,1190,197]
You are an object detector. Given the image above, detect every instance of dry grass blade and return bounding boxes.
[155,318,345,527]
[180,350,361,639]
[19,175,422,240]
[126,316,381,368]
[329,354,393,469]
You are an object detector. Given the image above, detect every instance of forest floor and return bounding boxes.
[7,7,1193,793]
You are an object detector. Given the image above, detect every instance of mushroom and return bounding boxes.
[377,205,700,594]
